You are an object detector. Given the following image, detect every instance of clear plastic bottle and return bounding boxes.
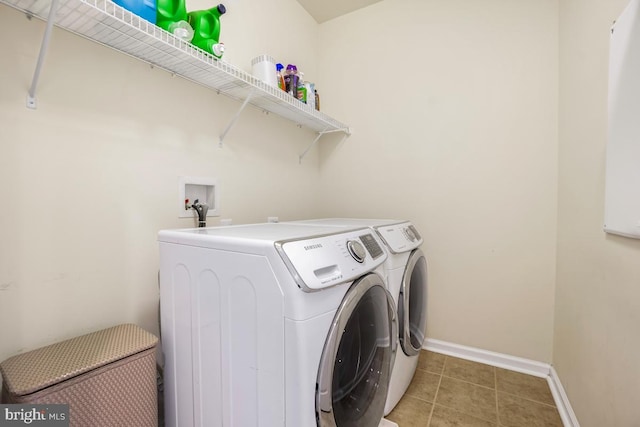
[306,82,315,109]
[297,72,307,103]
[284,64,298,98]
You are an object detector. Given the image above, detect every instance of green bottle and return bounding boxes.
[188,4,226,56]
[156,0,188,32]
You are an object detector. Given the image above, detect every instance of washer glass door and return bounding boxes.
[399,249,428,356]
[316,273,396,427]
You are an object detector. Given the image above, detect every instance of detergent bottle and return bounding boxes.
[113,0,156,24]
[156,0,193,41]
[188,4,227,57]
[284,64,298,98]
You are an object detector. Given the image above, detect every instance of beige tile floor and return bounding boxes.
[387,351,563,427]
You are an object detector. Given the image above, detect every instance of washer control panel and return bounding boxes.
[277,229,387,291]
[375,221,423,254]
[359,233,384,259]
[346,240,366,263]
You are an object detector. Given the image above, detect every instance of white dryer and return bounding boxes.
[286,219,428,415]
[158,223,398,427]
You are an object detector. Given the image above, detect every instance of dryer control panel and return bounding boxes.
[276,228,387,292]
[374,221,423,254]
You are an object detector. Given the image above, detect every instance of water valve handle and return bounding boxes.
[191,200,209,227]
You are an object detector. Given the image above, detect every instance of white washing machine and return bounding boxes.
[158,223,398,427]
[286,219,428,415]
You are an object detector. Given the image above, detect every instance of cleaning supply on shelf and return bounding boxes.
[276,63,286,92]
[156,0,190,38]
[188,4,226,58]
[169,20,194,41]
[315,89,320,111]
[297,72,307,103]
[7,0,348,137]
[252,55,278,88]
[113,0,156,23]
[284,64,299,98]
[306,82,315,109]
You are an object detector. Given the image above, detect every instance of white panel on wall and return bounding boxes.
[605,0,640,239]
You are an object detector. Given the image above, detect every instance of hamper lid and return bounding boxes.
[0,323,158,396]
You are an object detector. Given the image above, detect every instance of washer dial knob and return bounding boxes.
[347,240,366,263]
[404,227,417,242]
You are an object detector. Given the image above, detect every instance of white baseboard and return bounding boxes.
[548,366,581,427]
[423,338,579,427]
[424,338,551,377]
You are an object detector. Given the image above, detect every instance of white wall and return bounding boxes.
[555,0,640,424]
[0,0,320,364]
[4,1,639,424]
[317,0,559,363]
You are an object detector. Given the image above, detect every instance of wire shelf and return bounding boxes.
[1,0,350,134]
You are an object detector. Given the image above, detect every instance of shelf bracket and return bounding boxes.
[219,89,255,147]
[298,128,350,163]
[26,0,59,109]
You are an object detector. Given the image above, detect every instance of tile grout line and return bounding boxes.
[429,356,499,425]
[428,402,498,425]
[438,374,496,390]
[417,351,560,426]
[429,352,500,425]
[425,354,447,426]
[497,389,559,408]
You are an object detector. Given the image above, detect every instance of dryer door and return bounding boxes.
[399,249,428,357]
[316,273,396,427]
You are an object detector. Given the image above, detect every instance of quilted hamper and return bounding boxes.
[0,323,158,427]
